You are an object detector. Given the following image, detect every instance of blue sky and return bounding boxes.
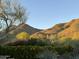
[20,0,79,29]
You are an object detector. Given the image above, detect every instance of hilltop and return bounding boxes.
[31,18,79,40]
[1,18,79,45]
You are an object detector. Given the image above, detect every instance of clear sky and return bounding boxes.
[20,0,79,29]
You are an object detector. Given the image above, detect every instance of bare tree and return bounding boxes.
[0,0,27,34]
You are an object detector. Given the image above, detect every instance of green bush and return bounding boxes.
[0,45,74,59]
[27,38,51,46]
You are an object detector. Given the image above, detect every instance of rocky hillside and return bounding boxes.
[58,19,79,39]
[9,23,41,35]
[1,18,79,45]
[30,23,66,39]
[31,18,79,40]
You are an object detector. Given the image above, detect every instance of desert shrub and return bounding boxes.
[37,48,58,59]
[0,45,74,59]
[60,37,79,48]
[16,32,30,40]
[49,34,58,44]
[28,38,51,46]
[55,46,73,55]
[7,38,51,46]
[60,37,72,42]
[0,46,49,59]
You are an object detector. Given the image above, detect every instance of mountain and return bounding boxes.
[0,23,41,45]
[30,23,66,39]
[31,18,79,40]
[58,19,79,39]
[9,23,41,35]
[1,18,79,45]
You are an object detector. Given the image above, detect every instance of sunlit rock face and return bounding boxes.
[31,23,66,39]
[31,19,79,40]
[58,19,79,39]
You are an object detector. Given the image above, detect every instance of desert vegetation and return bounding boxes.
[0,33,79,59]
[16,32,30,40]
[0,0,79,59]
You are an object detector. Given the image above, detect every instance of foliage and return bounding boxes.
[0,46,49,59]
[59,37,71,42]
[0,0,27,34]
[8,38,51,46]
[27,38,51,46]
[16,32,30,40]
[0,45,74,59]
[49,34,59,45]
[59,37,79,48]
